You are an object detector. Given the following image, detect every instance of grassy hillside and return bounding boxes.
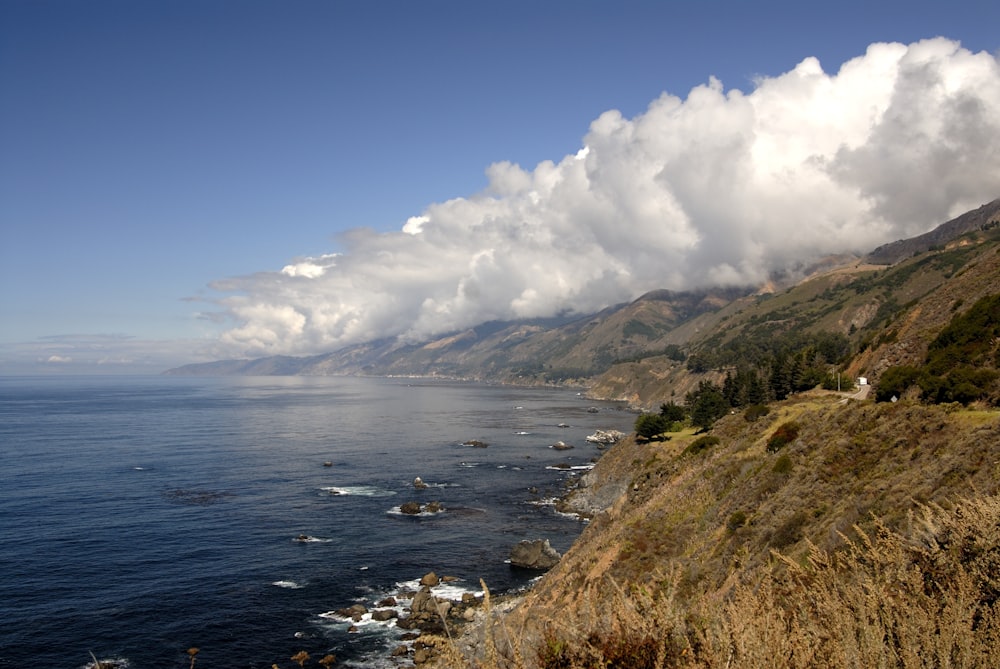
[430,397,1000,668]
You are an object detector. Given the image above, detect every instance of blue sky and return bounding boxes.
[2,0,999,373]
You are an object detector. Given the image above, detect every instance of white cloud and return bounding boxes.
[211,38,1000,359]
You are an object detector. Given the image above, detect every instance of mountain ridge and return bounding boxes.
[166,198,1000,411]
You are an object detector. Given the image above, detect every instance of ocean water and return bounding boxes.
[0,375,634,668]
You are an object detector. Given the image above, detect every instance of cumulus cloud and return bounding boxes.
[212,38,1000,358]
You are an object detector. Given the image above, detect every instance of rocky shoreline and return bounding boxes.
[350,431,630,666]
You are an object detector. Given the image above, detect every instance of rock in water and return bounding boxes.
[400,501,422,515]
[509,539,561,570]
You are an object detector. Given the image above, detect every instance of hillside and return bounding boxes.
[590,197,1000,408]
[440,397,1000,668]
[409,199,1000,669]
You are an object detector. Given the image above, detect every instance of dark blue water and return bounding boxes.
[0,375,634,668]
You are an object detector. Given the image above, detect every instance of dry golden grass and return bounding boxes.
[429,399,1000,669]
[435,495,1000,669]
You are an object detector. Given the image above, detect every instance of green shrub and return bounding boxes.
[727,510,747,532]
[772,453,793,473]
[876,365,921,402]
[770,510,808,548]
[744,404,771,422]
[684,435,720,456]
[766,421,800,453]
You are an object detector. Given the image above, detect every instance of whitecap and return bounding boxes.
[272,580,303,589]
[413,480,460,488]
[83,658,129,669]
[322,485,397,497]
[545,463,595,471]
[513,431,531,435]
[391,578,482,605]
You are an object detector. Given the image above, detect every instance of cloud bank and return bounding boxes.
[212,38,1000,358]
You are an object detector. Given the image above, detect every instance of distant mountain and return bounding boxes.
[165,288,751,382]
[166,198,1000,409]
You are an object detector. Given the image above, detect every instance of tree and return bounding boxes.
[635,413,673,441]
[658,401,687,422]
[875,365,920,402]
[686,380,729,431]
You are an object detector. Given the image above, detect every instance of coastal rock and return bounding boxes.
[586,429,626,445]
[509,539,561,570]
[400,501,423,515]
[399,501,445,515]
[550,440,573,450]
[371,609,397,621]
[335,603,368,621]
[410,587,436,614]
[420,571,440,587]
[462,439,488,448]
[413,476,428,489]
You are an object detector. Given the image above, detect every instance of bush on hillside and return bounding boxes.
[684,435,720,456]
[766,421,800,452]
[744,404,771,422]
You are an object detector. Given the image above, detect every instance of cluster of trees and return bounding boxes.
[687,330,849,402]
[876,294,1000,405]
[634,376,770,439]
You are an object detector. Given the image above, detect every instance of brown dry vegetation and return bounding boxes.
[428,397,1000,668]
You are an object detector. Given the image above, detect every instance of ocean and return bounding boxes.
[0,375,635,668]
